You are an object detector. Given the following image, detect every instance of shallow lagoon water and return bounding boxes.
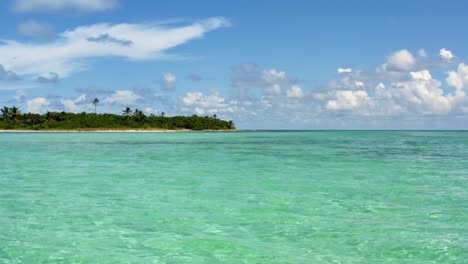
[1,131,468,263]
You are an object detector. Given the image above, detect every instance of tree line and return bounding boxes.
[0,104,235,131]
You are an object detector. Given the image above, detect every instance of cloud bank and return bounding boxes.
[6,47,468,129]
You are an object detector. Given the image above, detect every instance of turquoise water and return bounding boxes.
[1,131,468,263]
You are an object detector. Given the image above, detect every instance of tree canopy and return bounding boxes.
[0,106,235,131]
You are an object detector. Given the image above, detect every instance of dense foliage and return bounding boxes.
[0,106,235,131]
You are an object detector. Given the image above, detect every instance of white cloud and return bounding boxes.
[286,85,304,98]
[355,81,364,88]
[326,90,370,111]
[338,68,352,74]
[224,49,468,127]
[447,63,468,91]
[262,69,286,83]
[440,48,454,61]
[104,90,142,105]
[262,69,289,96]
[393,70,453,115]
[17,20,54,38]
[410,69,431,81]
[182,92,238,115]
[374,82,388,97]
[27,97,50,113]
[372,83,406,115]
[9,47,468,129]
[385,49,415,71]
[61,94,87,112]
[161,73,177,90]
[230,64,297,98]
[325,69,460,116]
[13,0,119,12]
[0,17,230,78]
[327,71,368,92]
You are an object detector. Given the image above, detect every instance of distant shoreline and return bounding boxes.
[0,129,236,133]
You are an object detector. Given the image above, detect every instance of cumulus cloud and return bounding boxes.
[447,63,468,91]
[27,97,50,113]
[393,70,453,115]
[17,20,55,38]
[338,68,352,74]
[326,90,370,112]
[104,90,142,105]
[286,85,304,98]
[384,49,415,72]
[262,69,286,83]
[0,17,230,78]
[327,70,370,92]
[182,92,238,115]
[355,81,364,88]
[231,64,297,98]
[12,0,119,13]
[369,49,420,83]
[161,73,177,90]
[262,69,288,95]
[124,49,468,126]
[440,48,454,61]
[325,65,464,116]
[61,94,87,112]
[409,69,431,81]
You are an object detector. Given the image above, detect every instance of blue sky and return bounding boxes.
[1,0,468,129]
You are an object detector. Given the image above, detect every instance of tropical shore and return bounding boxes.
[0,129,236,133]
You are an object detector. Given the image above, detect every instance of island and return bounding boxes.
[0,106,235,131]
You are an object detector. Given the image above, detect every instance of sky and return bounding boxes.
[1,0,468,129]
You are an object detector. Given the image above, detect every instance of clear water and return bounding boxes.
[1,131,468,263]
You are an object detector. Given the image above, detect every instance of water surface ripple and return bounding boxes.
[1,131,467,263]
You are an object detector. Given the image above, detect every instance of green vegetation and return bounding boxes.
[0,106,235,131]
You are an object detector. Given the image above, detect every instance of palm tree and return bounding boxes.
[1,106,10,121]
[122,107,133,119]
[92,98,99,114]
[160,112,165,117]
[133,108,146,122]
[45,111,52,122]
[10,106,20,120]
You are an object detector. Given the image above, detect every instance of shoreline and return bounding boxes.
[0,129,236,133]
